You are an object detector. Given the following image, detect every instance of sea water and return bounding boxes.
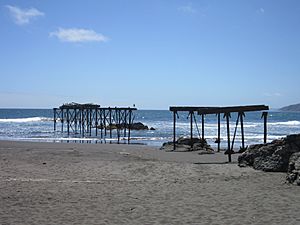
[0,109,299,148]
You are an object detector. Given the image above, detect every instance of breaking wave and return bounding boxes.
[269,120,300,126]
[0,117,52,123]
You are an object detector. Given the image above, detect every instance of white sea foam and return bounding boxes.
[0,117,52,123]
[269,121,300,126]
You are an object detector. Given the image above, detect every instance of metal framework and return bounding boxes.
[53,103,137,143]
[170,105,269,162]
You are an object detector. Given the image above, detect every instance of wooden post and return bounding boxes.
[67,109,70,135]
[240,112,245,150]
[61,109,64,133]
[190,111,193,140]
[104,109,107,137]
[95,109,98,136]
[89,109,92,136]
[201,114,205,140]
[74,109,77,134]
[124,110,127,138]
[262,112,268,144]
[173,111,176,151]
[109,108,112,139]
[225,112,231,162]
[128,110,132,144]
[79,109,82,135]
[117,109,120,144]
[81,109,84,137]
[53,108,56,131]
[217,113,220,152]
[86,109,89,135]
[100,110,103,140]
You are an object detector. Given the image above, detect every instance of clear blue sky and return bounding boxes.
[1,0,300,109]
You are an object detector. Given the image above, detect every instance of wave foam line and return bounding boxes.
[0,117,52,123]
[269,121,300,126]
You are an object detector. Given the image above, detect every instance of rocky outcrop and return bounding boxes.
[286,152,300,185]
[160,137,214,154]
[238,134,300,172]
[130,122,149,130]
[97,122,152,130]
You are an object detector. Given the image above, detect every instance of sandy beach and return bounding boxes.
[0,141,299,225]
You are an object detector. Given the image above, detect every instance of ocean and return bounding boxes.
[0,109,300,149]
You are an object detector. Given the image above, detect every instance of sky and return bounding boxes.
[1,0,300,109]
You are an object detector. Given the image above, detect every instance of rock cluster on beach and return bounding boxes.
[97,122,155,130]
[238,134,300,185]
[160,137,214,154]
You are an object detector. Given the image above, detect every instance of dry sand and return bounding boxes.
[0,140,299,225]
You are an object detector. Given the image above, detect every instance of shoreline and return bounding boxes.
[1,140,299,224]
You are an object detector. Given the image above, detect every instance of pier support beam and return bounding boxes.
[190,111,193,141]
[53,108,57,131]
[262,112,268,144]
[239,112,245,150]
[201,114,205,140]
[225,112,232,163]
[217,113,221,152]
[173,111,176,151]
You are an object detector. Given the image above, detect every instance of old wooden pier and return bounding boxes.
[53,103,137,143]
[170,105,269,162]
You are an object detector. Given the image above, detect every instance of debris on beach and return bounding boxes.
[238,134,300,185]
[160,137,214,154]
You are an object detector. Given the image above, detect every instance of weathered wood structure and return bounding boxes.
[53,103,137,143]
[169,105,269,162]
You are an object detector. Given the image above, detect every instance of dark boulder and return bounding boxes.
[238,134,300,172]
[97,122,152,130]
[130,122,149,130]
[177,137,202,146]
[286,152,300,185]
[160,137,214,154]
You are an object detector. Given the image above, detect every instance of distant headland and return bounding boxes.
[280,103,300,112]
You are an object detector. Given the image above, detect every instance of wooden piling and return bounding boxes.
[173,111,176,151]
[201,114,205,140]
[128,109,132,144]
[217,113,221,152]
[240,112,245,150]
[53,108,57,131]
[190,111,193,141]
[262,112,268,144]
[225,112,231,163]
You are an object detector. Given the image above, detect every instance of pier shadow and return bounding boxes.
[194,162,238,165]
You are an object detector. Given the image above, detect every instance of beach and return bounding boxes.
[0,141,299,225]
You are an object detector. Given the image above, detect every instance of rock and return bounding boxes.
[160,142,192,152]
[130,122,149,130]
[286,152,300,185]
[96,122,151,130]
[237,146,248,154]
[160,137,214,153]
[238,134,300,172]
[150,127,155,130]
[177,137,202,146]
